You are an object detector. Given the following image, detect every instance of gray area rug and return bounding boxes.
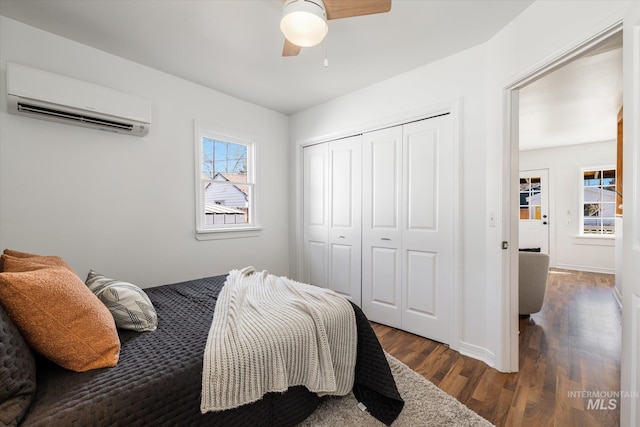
[300,354,494,426]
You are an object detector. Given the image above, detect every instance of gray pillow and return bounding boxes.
[0,302,36,427]
[85,270,157,332]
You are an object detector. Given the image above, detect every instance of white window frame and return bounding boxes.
[194,122,261,240]
[579,165,616,238]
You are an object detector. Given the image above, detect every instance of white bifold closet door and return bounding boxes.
[362,114,454,345]
[303,135,362,305]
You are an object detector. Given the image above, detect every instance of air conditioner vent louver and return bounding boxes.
[6,62,151,137]
[17,103,135,132]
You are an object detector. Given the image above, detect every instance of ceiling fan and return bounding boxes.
[280,0,392,57]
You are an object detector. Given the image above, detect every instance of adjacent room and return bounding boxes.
[1,1,639,426]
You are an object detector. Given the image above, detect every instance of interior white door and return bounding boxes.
[303,143,329,287]
[303,138,362,305]
[400,116,454,344]
[518,169,549,254]
[328,136,362,305]
[362,126,403,328]
[362,114,455,343]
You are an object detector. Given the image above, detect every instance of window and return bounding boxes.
[581,167,616,235]
[195,123,258,236]
[519,177,541,220]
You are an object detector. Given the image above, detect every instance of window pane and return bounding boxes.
[583,219,599,234]
[583,171,601,187]
[530,177,540,189]
[519,192,529,206]
[602,169,615,186]
[202,138,215,179]
[203,138,248,180]
[585,189,603,203]
[601,202,615,218]
[203,182,252,225]
[533,205,541,220]
[584,203,601,218]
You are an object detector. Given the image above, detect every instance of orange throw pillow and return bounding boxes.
[0,249,74,272]
[0,255,120,372]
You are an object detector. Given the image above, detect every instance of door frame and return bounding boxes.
[501,21,623,371]
[294,98,463,353]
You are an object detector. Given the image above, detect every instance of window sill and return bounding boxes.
[573,234,615,246]
[196,226,263,241]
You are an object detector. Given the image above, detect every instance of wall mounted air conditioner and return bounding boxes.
[6,62,151,137]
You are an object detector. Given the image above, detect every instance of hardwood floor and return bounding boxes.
[373,269,621,427]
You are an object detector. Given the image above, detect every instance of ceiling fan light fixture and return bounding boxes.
[280,0,328,48]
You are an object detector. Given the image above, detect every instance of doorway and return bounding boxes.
[504,23,623,371]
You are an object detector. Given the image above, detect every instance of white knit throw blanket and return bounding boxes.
[200,267,357,413]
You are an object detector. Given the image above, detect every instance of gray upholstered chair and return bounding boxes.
[519,252,550,316]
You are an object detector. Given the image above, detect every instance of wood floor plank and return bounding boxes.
[373,269,621,426]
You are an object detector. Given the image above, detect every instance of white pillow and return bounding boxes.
[85,270,157,332]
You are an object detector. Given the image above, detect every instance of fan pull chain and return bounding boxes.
[324,35,329,67]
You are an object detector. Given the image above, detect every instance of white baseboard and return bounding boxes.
[554,264,615,275]
[459,341,495,368]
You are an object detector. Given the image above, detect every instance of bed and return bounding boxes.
[4,274,404,426]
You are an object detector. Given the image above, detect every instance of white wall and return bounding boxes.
[0,16,291,287]
[520,141,616,273]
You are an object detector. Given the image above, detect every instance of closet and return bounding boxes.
[303,114,454,345]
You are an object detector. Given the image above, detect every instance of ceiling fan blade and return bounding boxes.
[282,39,301,56]
[323,0,391,20]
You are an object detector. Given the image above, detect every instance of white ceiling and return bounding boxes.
[519,37,622,151]
[0,0,534,115]
[0,0,622,150]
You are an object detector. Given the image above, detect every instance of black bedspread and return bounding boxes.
[20,275,403,426]
[351,301,404,425]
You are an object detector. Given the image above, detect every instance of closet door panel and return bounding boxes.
[328,136,362,305]
[303,144,329,287]
[371,140,399,228]
[401,115,453,344]
[370,246,400,306]
[405,250,437,315]
[308,153,326,227]
[329,244,353,296]
[406,131,437,230]
[362,126,402,327]
[308,241,328,287]
[330,147,354,228]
